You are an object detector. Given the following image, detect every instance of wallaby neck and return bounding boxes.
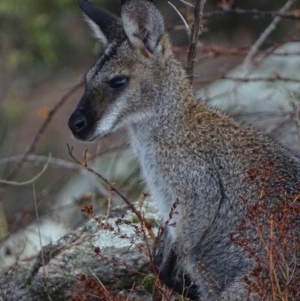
[151,57,197,123]
[161,57,195,104]
[128,60,187,132]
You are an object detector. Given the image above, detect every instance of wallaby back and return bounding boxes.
[69,0,300,300]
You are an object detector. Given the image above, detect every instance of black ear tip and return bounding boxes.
[78,0,91,11]
[78,0,85,6]
[78,0,85,9]
[78,0,99,19]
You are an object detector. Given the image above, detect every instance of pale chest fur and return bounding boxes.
[128,124,178,236]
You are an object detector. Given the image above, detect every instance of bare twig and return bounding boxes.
[67,145,156,241]
[0,80,84,187]
[173,44,300,57]
[242,0,296,71]
[0,201,8,240]
[175,0,194,8]
[88,268,114,301]
[289,92,300,145]
[105,188,112,224]
[125,282,136,301]
[0,155,79,170]
[42,282,53,301]
[32,183,51,300]
[0,154,51,186]
[268,214,276,301]
[168,1,190,37]
[202,8,300,21]
[0,143,128,170]
[186,0,206,83]
[195,74,300,85]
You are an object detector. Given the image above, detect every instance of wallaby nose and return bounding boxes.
[68,110,88,134]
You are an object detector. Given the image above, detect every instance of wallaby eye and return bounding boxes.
[108,76,128,89]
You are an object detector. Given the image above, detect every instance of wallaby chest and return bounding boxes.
[128,123,178,232]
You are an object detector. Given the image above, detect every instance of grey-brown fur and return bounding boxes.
[69,1,300,300]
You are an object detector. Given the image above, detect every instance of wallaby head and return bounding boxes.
[68,0,172,141]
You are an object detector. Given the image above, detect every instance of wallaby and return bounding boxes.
[69,0,300,300]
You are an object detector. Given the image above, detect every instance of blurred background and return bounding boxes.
[1,0,300,266]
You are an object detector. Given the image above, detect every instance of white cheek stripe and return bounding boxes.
[94,93,153,138]
[94,98,125,136]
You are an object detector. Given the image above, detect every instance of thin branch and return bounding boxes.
[175,0,194,8]
[289,92,300,145]
[168,1,190,37]
[0,155,79,170]
[88,268,114,301]
[105,188,112,224]
[173,44,300,57]
[186,0,206,83]
[0,201,8,239]
[202,8,300,21]
[268,214,276,300]
[32,183,51,300]
[0,80,84,187]
[242,0,296,71]
[67,145,156,241]
[195,74,300,85]
[0,154,51,186]
[0,144,128,170]
[227,75,300,83]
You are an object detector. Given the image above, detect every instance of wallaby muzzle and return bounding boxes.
[68,107,91,140]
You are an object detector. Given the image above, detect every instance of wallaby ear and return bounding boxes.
[121,0,165,54]
[78,0,124,45]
